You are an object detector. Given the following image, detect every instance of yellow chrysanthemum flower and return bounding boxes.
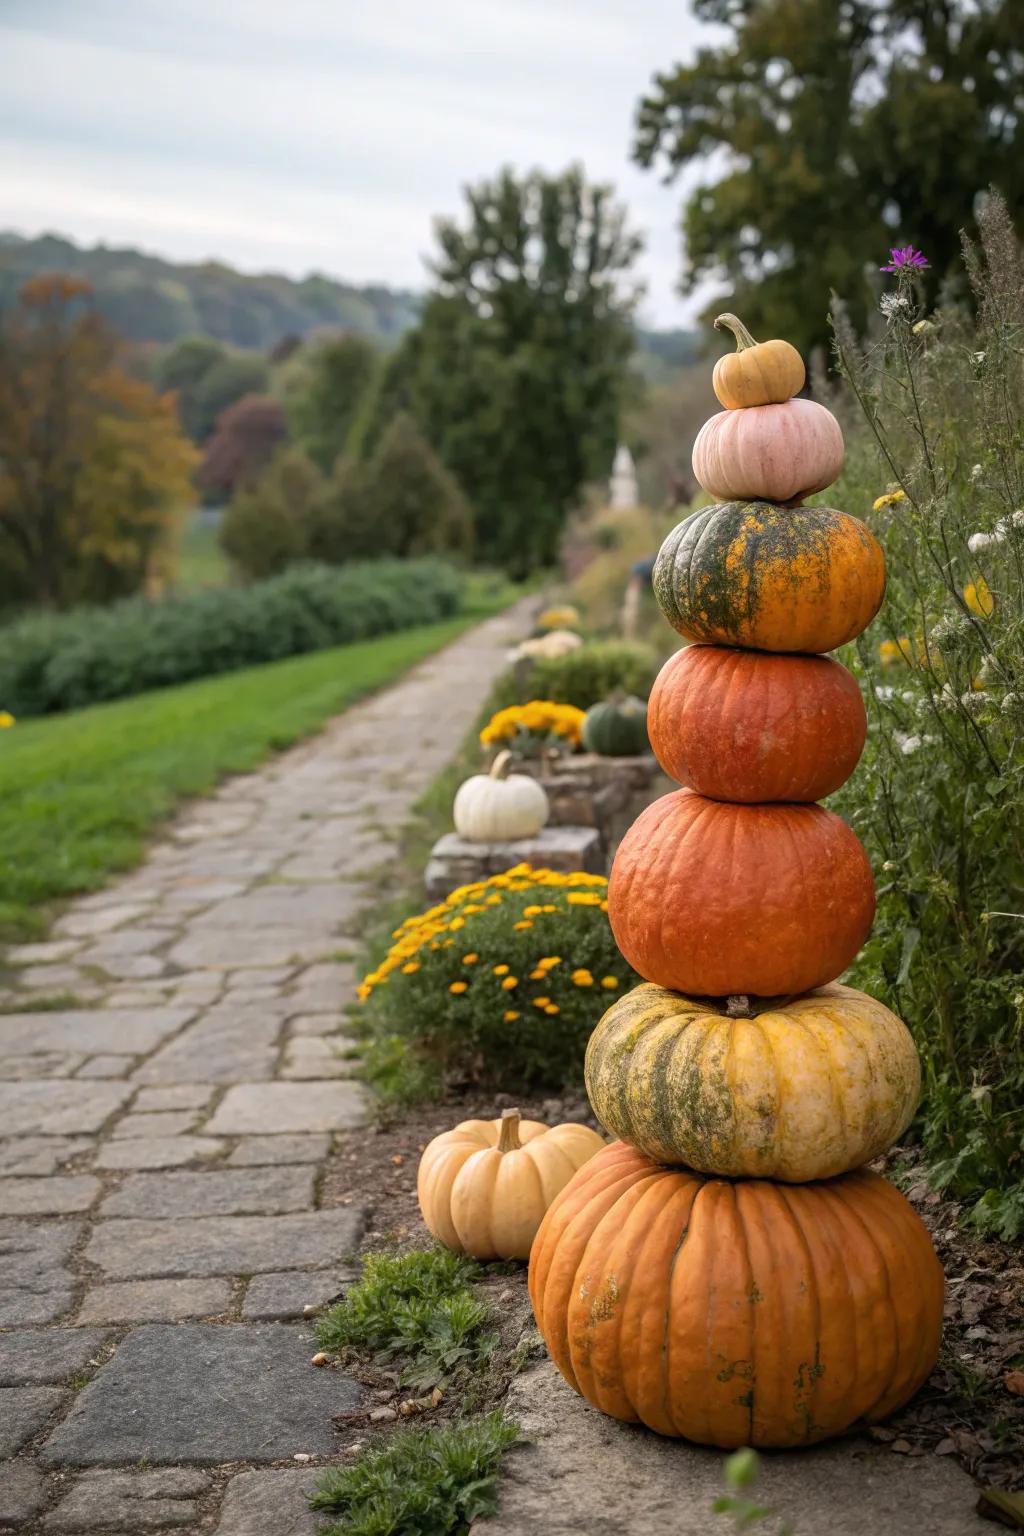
[964,578,994,618]
[0,712,14,728]
[462,954,479,965]
[493,964,510,976]
[567,892,602,906]
[872,488,907,512]
[449,981,468,995]
[513,920,533,931]
[503,1010,520,1022]
[402,962,420,974]
[572,969,594,987]
[501,976,518,991]
[601,976,620,990]
[545,1004,560,1015]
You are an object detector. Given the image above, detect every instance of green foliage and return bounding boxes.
[489,641,658,712]
[220,448,326,580]
[317,1249,495,1391]
[355,166,641,575]
[311,1411,517,1536]
[0,231,419,350]
[192,352,269,445]
[154,335,229,440]
[0,612,490,940]
[289,333,379,470]
[314,414,474,565]
[0,558,462,717]
[360,869,637,1090]
[635,0,1024,355]
[828,190,1024,1236]
[713,1448,793,1534]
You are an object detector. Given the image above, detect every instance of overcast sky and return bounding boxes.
[0,0,721,327]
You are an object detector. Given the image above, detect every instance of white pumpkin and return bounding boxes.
[453,750,549,842]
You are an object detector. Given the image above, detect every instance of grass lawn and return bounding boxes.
[174,505,230,592]
[0,593,514,941]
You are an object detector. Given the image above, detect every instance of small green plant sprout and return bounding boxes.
[713,1447,794,1533]
[311,1411,518,1536]
[316,1248,496,1393]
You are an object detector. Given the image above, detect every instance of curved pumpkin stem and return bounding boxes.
[726,994,754,1019]
[489,749,514,781]
[497,1107,522,1152]
[714,313,759,352]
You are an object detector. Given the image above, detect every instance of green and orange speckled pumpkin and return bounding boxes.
[653,501,885,654]
[529,1141,944,1448]
[608,789,875,998]
[584,982,920,1181]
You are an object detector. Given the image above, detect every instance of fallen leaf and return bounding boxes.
[391,1154,405,1166]
[869,1426,897,1443]
[1004,1371,1024,1397]
[934,1438,956,1456]
[890,1439,913,1454]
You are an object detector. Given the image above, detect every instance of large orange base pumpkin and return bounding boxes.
[529,1141,943,1447]
[648,645,867,803]
[608,788,875,997]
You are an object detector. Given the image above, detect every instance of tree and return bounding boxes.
[154,334,229,441]
[219,448,325,580]
[191,351,269,441]
[356,166,642,575]
[0,276,198,607]
[634,0,1024,357]
[198,394,287,504]
[289,334,379,470]
[311,414,473,564]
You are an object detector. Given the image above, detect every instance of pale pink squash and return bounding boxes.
[692,398,844,504]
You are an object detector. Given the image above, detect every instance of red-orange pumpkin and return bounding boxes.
[647,646,867,803]
[529,1140,944,1447]
[608,789,875,997]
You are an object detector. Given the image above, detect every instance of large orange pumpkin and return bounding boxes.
[647,646,867,802]
[608,789,875,997]
[692,398,844,503]
[529,1141,944,1447]
[653,501,885,654]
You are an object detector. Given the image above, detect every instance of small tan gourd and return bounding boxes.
[417,1108,605,1260]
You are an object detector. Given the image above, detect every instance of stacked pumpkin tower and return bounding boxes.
[529,316,944,1449]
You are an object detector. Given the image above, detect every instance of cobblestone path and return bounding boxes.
[0,602,531,1535]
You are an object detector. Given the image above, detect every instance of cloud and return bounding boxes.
[0,0,719,325]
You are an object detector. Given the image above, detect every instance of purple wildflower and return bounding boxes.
[880,245,930,274]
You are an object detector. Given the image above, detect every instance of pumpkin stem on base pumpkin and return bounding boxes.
[497,1108,522,1152]
[726,994,755,1019]
[489,749,513,781]
[714,313,759,352]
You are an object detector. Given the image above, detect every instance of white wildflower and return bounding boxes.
[960,690,988,715]
[968,531,995,554]
[973,351,986,365]
[1001,692,1020,714]
[874,686,896,702]
[880,291,910,318]
[970,463,984,482]
[896,732,923,755]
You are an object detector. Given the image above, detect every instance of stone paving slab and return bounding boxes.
[0,1328,110,1385]
[99,1166,315,1219]
[241,1269,351,1321]
[206,1081,367,1135]
[93,1135,226,1170]
[0,1137,93,1176]
[227,1134,331,1166]
[75,1278,233,1325]
[214,1467,322,1535]
[0,1081,133,1136]
[0,1220,80,1327]
[472,1362,982,1536]
[41,1466,210,1530]
[0,1173,100,1214]
[0,1009,193,1055]
[0,1385,64,1456]
[41,1324,359,1465]
[0,1459,46,1524]
[84,1208,364,1278]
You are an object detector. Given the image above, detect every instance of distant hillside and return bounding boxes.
[0,231,700,376]
[0,232,421,350]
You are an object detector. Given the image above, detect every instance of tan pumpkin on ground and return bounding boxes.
[692,398,844,504]
[608,789,875,998]
[653,501,885,655]
[647,645,867,802]
[452,750,549,842]
[712,313,806,408]
[417,1109,604,1261]
[585,982,920,1180]
[529,1140,944,1447]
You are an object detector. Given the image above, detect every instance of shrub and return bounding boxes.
[311,1412,517,1536]
[489,640,659,712]
[359,865,638,1088]
[826,190,1024,1237]
[0,558,463,717]
[220,448,325,579]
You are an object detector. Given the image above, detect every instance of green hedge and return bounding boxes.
[1,559,463,717]
[489,639,659,712]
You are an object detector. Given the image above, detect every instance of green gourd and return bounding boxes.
[581,694,650,758]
